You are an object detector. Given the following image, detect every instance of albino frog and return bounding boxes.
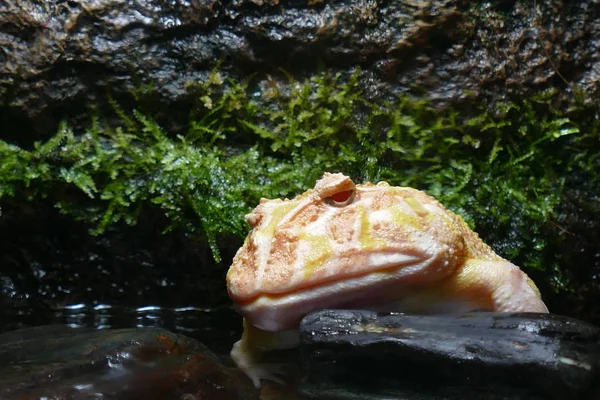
[226,172,548,387]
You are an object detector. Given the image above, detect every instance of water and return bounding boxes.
[0,303,242,355]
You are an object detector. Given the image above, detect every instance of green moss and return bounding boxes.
[1,71,598,288]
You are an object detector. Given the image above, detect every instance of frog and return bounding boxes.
[226,172,548,388]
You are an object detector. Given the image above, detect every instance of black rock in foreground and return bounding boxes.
[299,310,600,400]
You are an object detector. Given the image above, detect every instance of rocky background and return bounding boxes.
[2,1,598,140]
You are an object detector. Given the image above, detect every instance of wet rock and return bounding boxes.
[0,325,257,400]
[298,310,600,400]
[1,0,599,141]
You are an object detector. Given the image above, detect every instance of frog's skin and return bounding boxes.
[226,172,548,387]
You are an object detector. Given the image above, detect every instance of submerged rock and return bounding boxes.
[299,310,600,400]
[0,325,257,400]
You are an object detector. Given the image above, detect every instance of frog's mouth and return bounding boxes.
[236,255,452,332]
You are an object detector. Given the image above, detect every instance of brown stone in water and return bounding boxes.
[0,325,257,400]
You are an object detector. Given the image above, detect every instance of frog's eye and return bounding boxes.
[315,173,356,206]
[326,189,355,206]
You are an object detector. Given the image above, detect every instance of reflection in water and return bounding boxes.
[2,304,241,354]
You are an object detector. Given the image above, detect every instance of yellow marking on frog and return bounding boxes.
[525,275,542,297]
[257,202,298,238]
[433,208,464,236]
[405,196,429,217]
[389,204,421,229]
[299,232,333,277]
[240,318,280,349]
[358,205,387,249]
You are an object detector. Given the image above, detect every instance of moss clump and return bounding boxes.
[1,70,598,292]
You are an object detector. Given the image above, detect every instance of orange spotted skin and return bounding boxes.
[227,172,548,388]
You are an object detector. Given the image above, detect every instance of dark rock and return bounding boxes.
[0,325,257,400]
[299,310,600,400]
[1,0,599,141]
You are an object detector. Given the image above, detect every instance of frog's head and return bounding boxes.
[226,172,467,331]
